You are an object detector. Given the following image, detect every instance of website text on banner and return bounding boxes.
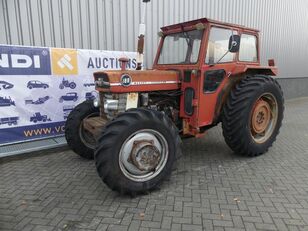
[0,45,137,145]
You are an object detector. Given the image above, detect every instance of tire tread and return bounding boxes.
[222,75,284,156]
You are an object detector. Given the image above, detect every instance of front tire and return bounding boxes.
[222,75,284,156]
[95,108,182,195]
[65,100,99,159]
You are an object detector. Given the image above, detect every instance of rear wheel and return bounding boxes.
[65,100,99,159]
[222,75,284,156]
[95,108,182,195]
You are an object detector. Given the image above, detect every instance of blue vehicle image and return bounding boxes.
[0,96,15,106]
[30,112,51,123]
[27,80,49,89]
[84,82,95,87]
[59,92,78,103]
[63,105,74,119]
[25,96,50,105]
[85,91,97,101]
[59,78,76,89]
[0,117,19,126]
[0,81,14,90]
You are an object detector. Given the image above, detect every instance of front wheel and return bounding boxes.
[222,75,284,156]
[65,100,99,159]
[95,108,182,195]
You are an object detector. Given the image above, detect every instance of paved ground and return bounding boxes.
[1,97,308,231]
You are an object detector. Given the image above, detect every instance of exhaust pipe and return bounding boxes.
[136,0,150,70]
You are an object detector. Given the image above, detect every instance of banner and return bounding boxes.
[0,45,136,145]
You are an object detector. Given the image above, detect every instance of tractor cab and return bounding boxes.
[153,18,277,134]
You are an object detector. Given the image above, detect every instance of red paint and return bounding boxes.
[94,17,278,136]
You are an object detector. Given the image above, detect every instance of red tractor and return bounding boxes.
[65,16,284,194]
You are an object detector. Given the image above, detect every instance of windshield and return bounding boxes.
[158,29,203,65]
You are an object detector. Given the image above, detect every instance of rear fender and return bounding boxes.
[213,67,277,123]
[233,65,278,76]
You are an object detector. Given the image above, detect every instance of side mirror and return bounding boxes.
[228,35,241,53]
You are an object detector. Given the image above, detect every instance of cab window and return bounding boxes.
[239,34,258,62]
[205,27,237,64]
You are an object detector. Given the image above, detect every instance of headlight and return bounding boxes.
[93,97,100,107]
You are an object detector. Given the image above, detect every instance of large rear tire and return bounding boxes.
[65,100,99,159]
[222,75,284,156]
[95,108,182,195]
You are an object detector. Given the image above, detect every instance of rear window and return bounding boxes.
[239,34,258,62]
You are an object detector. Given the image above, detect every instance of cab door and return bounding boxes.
[198,26,239,127]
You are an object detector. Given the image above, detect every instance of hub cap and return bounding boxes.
[119,129,169,182]
[250,93,278,143]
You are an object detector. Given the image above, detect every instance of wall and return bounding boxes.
[277,78,308,99]
[1,0,308,97]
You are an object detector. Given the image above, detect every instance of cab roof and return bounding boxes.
[161,17,259,32]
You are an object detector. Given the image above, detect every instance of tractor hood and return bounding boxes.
[94,70,180,93]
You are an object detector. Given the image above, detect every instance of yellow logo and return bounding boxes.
[51,48,78,75]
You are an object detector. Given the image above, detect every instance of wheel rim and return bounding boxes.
[250,93,278,143]
[79,112,99,149]
[119,129,169,182]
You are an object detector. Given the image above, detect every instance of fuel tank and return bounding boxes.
[94,70,180,93]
